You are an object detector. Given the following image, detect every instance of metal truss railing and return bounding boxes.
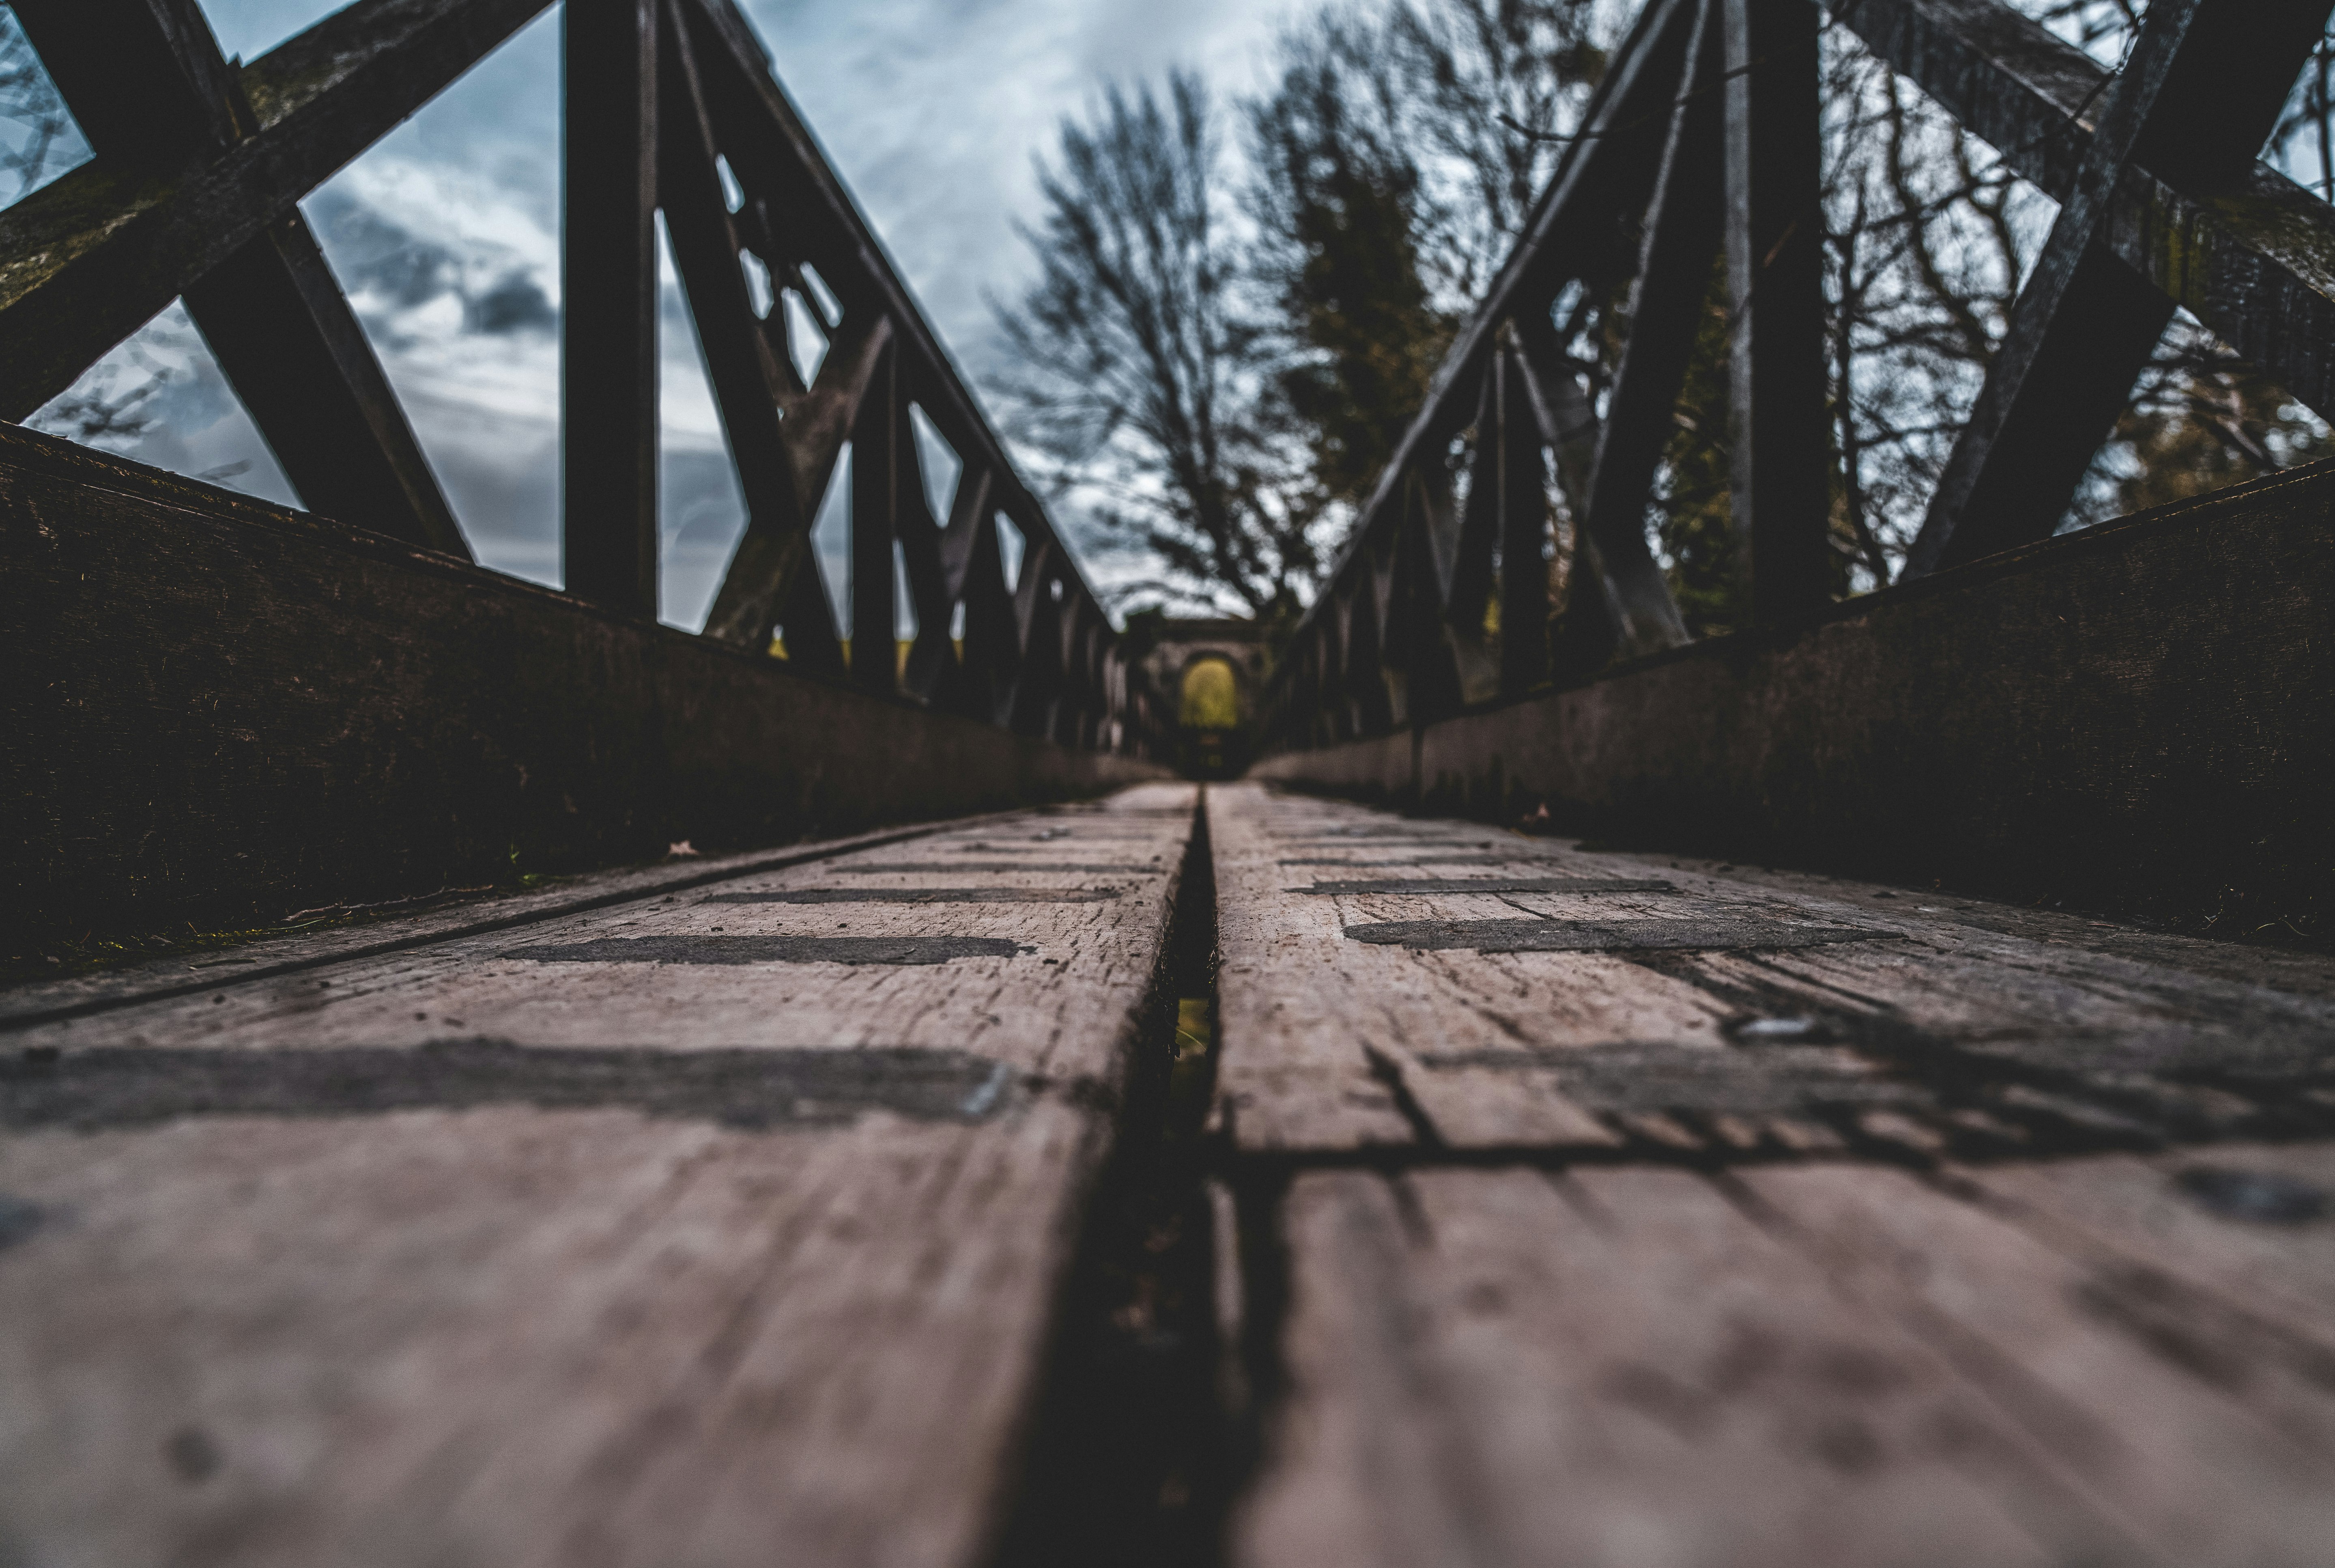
[1264,0,2335,753]
[0,0,1142,751]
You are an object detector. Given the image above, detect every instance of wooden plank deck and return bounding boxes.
[0,785,1199,1568]
[6,778,2335,1565]
[1208,782,2335,1568]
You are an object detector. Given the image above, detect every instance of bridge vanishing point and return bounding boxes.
[4,0,2335,1564]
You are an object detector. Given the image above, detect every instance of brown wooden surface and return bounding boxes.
[1211,783,2335,1566]
[1210,784,2335,1160]
[0,786,1198,1568]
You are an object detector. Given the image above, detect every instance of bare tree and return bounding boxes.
[994,71,1321,623]
[1247,13,1453,511]
[1245,0,1610,531]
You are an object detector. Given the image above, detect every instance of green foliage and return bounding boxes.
[1247,1,1608,519]
[2109,361,2335,518]
[1276,166,1453,508]
[1645,260,1744,638]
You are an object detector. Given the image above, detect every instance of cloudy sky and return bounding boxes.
[19,0,1307,630]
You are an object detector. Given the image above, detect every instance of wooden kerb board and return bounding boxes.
[1208,783,2335,1566]
[0,785,1198,1568]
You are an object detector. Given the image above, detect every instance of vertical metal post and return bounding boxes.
[960,514,1018,725]
[849,341,901,693]
[1723,0,1830,624]
[1496,345,1552,695]
[563,0,660,616]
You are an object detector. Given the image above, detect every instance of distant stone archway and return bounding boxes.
[1131,619,1270,778]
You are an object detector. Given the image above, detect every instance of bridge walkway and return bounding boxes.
[1209,783,2335,1567]
[3,782,2334,1565]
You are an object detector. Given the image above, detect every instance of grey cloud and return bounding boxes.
[471,272,558,335]
[308,187,460,309]
[307,186,559,342]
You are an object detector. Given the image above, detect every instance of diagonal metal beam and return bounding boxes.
[1279,0,1699,655]
[1445,364,1504,639]
[897,444,965,704]
[698,309,889,652]
[0,0,555,425]
[1543,0,1716,663]
[658,0,809,612]
[11,0,471,557]
[1907,0,2334,576]
[1493,344,1554,695]
[1835,0,2335,557]
[678,0,1111,634]
[847,336,902,694]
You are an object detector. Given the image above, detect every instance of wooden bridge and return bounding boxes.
[4,0,2335,1564]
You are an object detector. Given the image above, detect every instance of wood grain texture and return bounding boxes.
[1209,785,2335,1159]
[1232,1167,2117,1568]
[1947,1144,2335,1342]
[1217,787,2335,1566]
[1739,1163,2335,1564]
[0,787,1197,1568]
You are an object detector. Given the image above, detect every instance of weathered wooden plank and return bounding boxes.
[1232,1166,2125,1567]
[0,813,1037,1030]
[1208,785,2335,1159]
[1213,786,1775,1153]
[1741,1163,2335,1560]
[1947,1144,2335,1341]
[561,0,661,615]
[0,786,1198,1568]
